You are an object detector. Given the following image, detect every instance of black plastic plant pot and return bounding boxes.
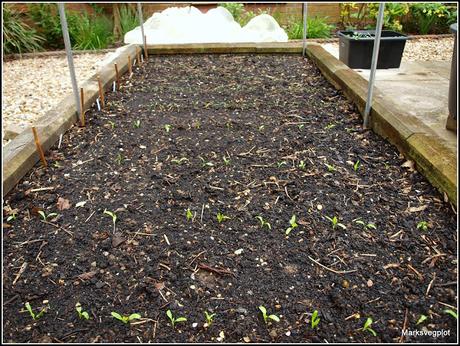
[338,30,408,69]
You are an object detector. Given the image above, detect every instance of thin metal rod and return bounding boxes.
[363,3,385,128]
[302,3,308,57]
[58,3,81,119]
[137,3,147,58]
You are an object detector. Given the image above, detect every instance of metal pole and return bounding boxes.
[363,3,385,128]
[58,3,81,118]
[137,3,146,53]
[302,3,308,57]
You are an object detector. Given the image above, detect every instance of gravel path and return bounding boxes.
[2,37,455,146]
[2,53,111,145]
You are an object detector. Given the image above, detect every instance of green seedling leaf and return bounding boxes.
[164,124,172,133]
[416,314,428,325]
[204,311,216,325]
[362,317,377,336]
[128,313,142,321]
[76,302,90,320]
[286,215,298,235]
[444,309,457,319]
[311,310,320,329]
[111,311,127,323]
[223,156,231,165]
[217,212,230,223]
[417,221,429,231]
[25,302,35,320]
[186,208,194,221]
[354,160,360,171]
[326,163,336,172]
[268,314,280,322]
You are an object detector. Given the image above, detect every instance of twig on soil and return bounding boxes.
[43,221,74,237]
[189,250,206,266]
[198,263,235,277]
[422,253,447,264]
[152,319,158,340]
[201,203,205,223]
[434,281,457,287]
[85,210,96,223]
[3,294,20,306]
[15,238,45,246]
[399,308,409,343]
[29,187,55,193]
[407,264,423,281]
[60,328,90,340]
[308,256,357,275]
[425,272,436,296]
[438,301,457,310]
[238,146,256,157]
[13,262,28,285]
[284,186,294,202]
[159,263,171,271]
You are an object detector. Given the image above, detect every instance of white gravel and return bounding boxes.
[2,53,111,145]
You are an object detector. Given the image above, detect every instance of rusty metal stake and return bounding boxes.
[114,63,120,90]
[80,88,85,127]
[97,75,105,109]
[32,127,47,168]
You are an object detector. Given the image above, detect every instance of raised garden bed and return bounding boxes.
[2,54,457,343]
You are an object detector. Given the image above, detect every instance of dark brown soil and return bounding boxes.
[2,54,457,343]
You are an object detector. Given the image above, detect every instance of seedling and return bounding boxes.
[310,310,320,329]
[277,161,287,168]
[444,309,457,320]
[76,302,90,320]
[103,209,117,233]
[111,311,141,324]
[166,309,187,328]
[285,214,298,235]
[204,311,216,326]
[171,157,189,164]
[217,212,230,223]
[353,159,361,172]
[115,153,124,165]
[223,156,231,165]
[186,208,194,221]
[298,124,305,130]
[325,163,336,172]
[133,120,141,128]
[325,122,336,130]
[259,305,280,324]
[362,317,377,336]
[325,216,347,230]
[255,216,271,230]
[164,124,172,133]
[258,125,265,132]
[416,314,428,325]
[417,221,429,231]
[298,160,306,170]
[24,301,49,320]
[354,218,376,230]
[199,156,214,168]
[52,161,62,168]
[7,212,17,222]
[107,121,115,129]
[38,211,58,222]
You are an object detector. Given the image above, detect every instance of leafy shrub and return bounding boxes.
[28,3,64,49]
[3,4,44,54]
[219,2,245,22]
[408,3,455,34]
[69,12,114,50]
[28,3,114,50]
[287,17,336,39]
[119,4,139,35]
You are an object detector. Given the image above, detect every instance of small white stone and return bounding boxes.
[234,248,243,255]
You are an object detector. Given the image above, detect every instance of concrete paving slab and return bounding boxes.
[322,42,456,150]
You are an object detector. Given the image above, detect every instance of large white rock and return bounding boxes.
[124,6,288,45]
